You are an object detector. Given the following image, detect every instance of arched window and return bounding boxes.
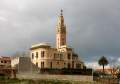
[41,62,44,69]
[64,63,66,68]
[41,51,45,58]
[50,62,52,69]
[36,52,38,58]
[32,53,34,59]
[67,63,71,69]
[67,53,71,59]
[36,62,38,67]
[72,61,74,69]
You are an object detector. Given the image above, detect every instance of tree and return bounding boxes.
[98,56,109,73]
[114,66,120,79]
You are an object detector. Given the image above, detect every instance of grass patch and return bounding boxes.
[0,78,100,84]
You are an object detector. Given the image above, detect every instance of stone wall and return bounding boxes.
[17,73,93,82]
[11,57,39,73]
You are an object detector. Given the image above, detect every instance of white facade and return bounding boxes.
[30,10,85,69]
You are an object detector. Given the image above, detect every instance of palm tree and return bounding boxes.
[98,56,109,73]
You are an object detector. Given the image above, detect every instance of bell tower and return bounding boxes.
[56,10,66,49]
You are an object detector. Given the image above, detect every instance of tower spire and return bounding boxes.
[56,10,66,49]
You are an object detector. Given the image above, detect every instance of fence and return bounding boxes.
[94,77,119,84]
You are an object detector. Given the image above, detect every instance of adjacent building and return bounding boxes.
[0,56,11,68]
[30,10,85,69]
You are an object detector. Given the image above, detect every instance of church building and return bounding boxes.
[30,10,85,69]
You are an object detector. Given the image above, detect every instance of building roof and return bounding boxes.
[0,56,11,61]
[30,42,51,50]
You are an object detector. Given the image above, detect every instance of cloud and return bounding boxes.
[0,0,119,65]
[86,62,100,69]
[118,58,120,62]
[0,16,7,22]
[86,56,120,69]
[86,61,110,69]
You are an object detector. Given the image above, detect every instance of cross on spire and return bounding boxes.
[60,9,63,16]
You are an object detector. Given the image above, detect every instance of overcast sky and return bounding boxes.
[0,0,120,68]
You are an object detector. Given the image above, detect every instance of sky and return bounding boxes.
[0,0,120,69]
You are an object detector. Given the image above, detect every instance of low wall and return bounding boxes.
[17,73,93,82]
[40,68,92,75]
